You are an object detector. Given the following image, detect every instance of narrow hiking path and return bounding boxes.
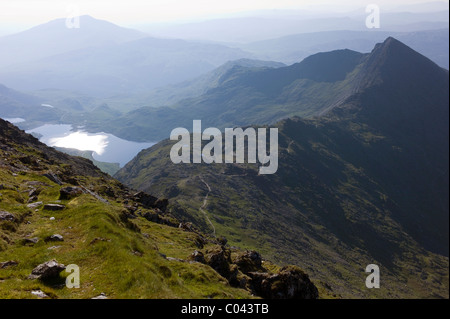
[199,175,216,237]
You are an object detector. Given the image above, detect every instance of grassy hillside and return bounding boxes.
[0,118,318,299]
[54,147,120,176]
[115,118,449,299]
[115,38,449,298]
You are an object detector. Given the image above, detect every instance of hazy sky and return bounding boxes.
[0,0,448,30]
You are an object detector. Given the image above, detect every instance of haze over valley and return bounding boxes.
[0,0,448,300]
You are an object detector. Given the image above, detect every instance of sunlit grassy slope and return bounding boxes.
[1,119,293,299]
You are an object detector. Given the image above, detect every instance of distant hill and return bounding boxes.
[0,83,62,124]
[108,58,286,110]
[115,38,449,298]
[0,15,147,68]
[143,10,449,43]
[239,29,449,68]
[0,17,253,97]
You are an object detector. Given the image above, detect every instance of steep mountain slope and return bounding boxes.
[115,38,449,298]
[100,37,448,143]
[118,59,286,109]
[0,84,63,124]
[0,118,318,299]
[96,48,367,142]
[0,15,147,68]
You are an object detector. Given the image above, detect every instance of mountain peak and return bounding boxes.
[0,15,147,69]
[292,49,364,82]
[357,36,446,89]
[371,36,418,58]
[380,36,403,47]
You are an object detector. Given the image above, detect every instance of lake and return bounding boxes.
[26,124,155,167]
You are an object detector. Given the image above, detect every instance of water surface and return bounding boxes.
[27,124,154,167]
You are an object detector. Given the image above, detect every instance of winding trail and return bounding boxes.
[198,175,216,237]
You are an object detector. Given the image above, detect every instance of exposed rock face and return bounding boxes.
[142,212,159,223]
[133,191,158,207]
[91,293,108,299]
[23,237,39,245]
[141,211,178,228]
[28,188,41,203]
[0,260,18,269]
[199,246,319,299]
[42,172,62,185]
[46,234,64,242]
[31,290,49,298]
[233,250,263,273]
[59,186,84,200]
[154,198,169,212]
[132,191,168,212]
[248,266,319,299]
[204,246,232,279]
[27,202,43,209]
[189,250,206,264]
[0,211,15,221]
[29,260,66,280]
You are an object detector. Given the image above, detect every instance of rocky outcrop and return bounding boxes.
[59,186,84,200]
[0,260,18,269]
[0,211,15,222]
[27,202,43,209]
[31,290,49,298]
[141,211,178,228]
[23,237,39,245]
[28,188,41,203]
[46,234,64,242]
[194,245,319,299]
[42,172,62,185]
[204,246,232,279]
[189,250,206,264]
[232,250,263,273]
[29,260,66,280]
[132,191,168,212]
[248,266,319,299]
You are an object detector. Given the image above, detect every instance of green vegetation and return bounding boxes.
[86,49,366,142]
[0,118,318,299]
[115,38,449,298]
[54,147,120,176]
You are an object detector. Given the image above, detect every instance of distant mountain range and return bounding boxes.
[238,29,449,68]
[0,84,62,123]
[0,58,286,128]
[0,10,448,300]
[0,15,147,68]
[88,36,448,142]
[0,16,253,97]
[106,59,286,110]
[142,8,449,42]
[0,15,448,100]
[115,37,449,298]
